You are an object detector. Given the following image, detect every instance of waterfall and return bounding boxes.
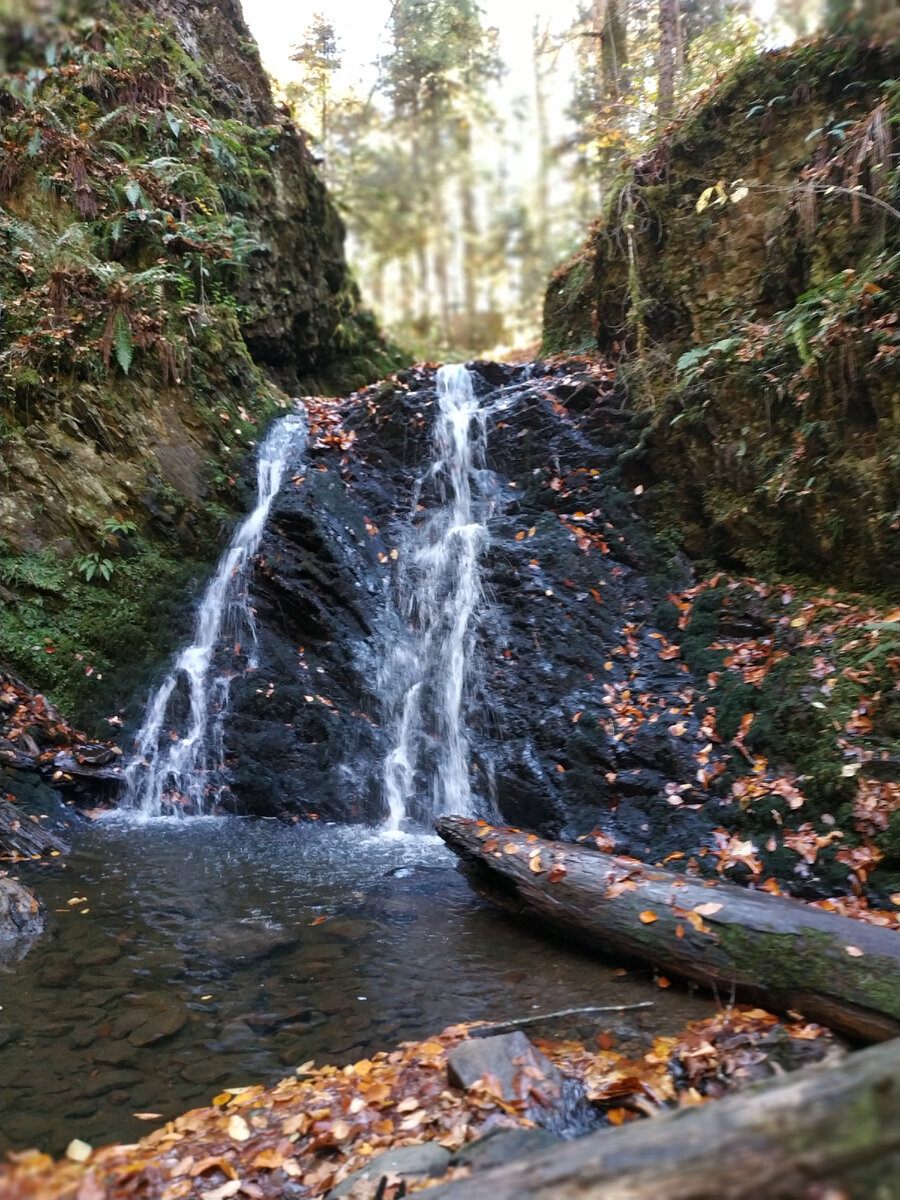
[380,364,491,830]
[121,411,307,817]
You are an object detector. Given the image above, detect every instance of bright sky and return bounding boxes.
[243,0,582,98]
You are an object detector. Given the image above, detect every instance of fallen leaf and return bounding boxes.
[547,864,567,883]
[693,902,723,917]
[845,945,864,957]
[639,910,658,924]
[203,1184,241,1200]
[226,1115,250,1140]
[66,1140,92,1163]
[132,1112,164,1121]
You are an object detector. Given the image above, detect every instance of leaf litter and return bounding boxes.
[0,1009,835,1200]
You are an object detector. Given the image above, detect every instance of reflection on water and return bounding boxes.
[1,819,713,1154]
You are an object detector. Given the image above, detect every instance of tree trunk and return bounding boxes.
[532,20,552,270]
[436,818,900,1043]
[658,0,678,121]
[425,1034,900,1199]
[457,120,479,335]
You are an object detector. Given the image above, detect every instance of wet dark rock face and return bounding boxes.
[225,361,727,853]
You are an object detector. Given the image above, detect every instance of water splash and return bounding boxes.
[380,364,491,830]
[121,411,307,817]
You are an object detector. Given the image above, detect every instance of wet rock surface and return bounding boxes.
[226,360,726,858]
[326,1142,452,1198]
[0,876,45,961]
[446,1030,595,1137]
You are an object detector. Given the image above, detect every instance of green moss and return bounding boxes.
[541,253,597,356]
[716,922,900,1019]
[0,536,216,729]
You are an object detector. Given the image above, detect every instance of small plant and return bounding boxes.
[74,552,114,583]
[102,516,138,537]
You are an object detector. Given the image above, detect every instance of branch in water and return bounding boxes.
[471,1001,654,1037]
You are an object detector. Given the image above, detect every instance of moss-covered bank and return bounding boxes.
[0,2,406,727]
[543,35,900,593]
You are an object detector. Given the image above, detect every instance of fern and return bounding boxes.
[1,214,42,250]
[114,310,133,374]
[90,106,129,137]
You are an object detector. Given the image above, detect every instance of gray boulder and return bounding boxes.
[0,876,45,964]
[451,1126,561,1171]
[447,1032,596,1137]
[326,1142,451,1198]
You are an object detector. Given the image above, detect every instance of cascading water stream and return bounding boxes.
[121,410,307,818]
[379,364,492,830]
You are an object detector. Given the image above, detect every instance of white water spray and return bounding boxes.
[121,411,307,817]
[380,365,490,830]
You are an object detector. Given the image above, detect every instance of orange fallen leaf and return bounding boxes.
[547,864,567,883]
[639,910,658,924]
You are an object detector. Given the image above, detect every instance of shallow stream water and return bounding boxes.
[1,818,714,1156]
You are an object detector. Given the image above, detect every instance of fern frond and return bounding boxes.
[114,310,133,374]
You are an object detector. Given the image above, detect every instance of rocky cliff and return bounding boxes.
[543,35,900,591]
[0,0,403,725]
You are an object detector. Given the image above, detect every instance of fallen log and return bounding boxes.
[424,1033,900,1200]
[436,817,900,1043]
[0,795,68,860]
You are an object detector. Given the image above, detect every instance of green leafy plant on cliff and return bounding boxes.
[73,552,115,583]
[0,9,275,400]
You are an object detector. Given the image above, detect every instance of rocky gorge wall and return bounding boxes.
[0,0,403,728]
[221,360,715,858]
[543,35,900,591]
[208,357,898,902]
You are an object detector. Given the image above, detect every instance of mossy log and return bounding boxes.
[425,1034,900,1200]
[0,796,67,859]
[436,818,900,1043]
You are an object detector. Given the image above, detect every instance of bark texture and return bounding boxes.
[437,817,900,1042]
[425,1034,900,1199]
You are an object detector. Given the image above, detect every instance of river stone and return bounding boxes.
[90,1040,138,1067]
[0,877,45,941]
[198,921,300,963]
[84,1067,144,1097]
[326,1143,451,1198]
[450,1126,562,1171]
[79,943,122,967]
[128,1005,187,1047]
[34,960,76,987]
[111,1008,150,1038]
[447,1032,578,1132]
